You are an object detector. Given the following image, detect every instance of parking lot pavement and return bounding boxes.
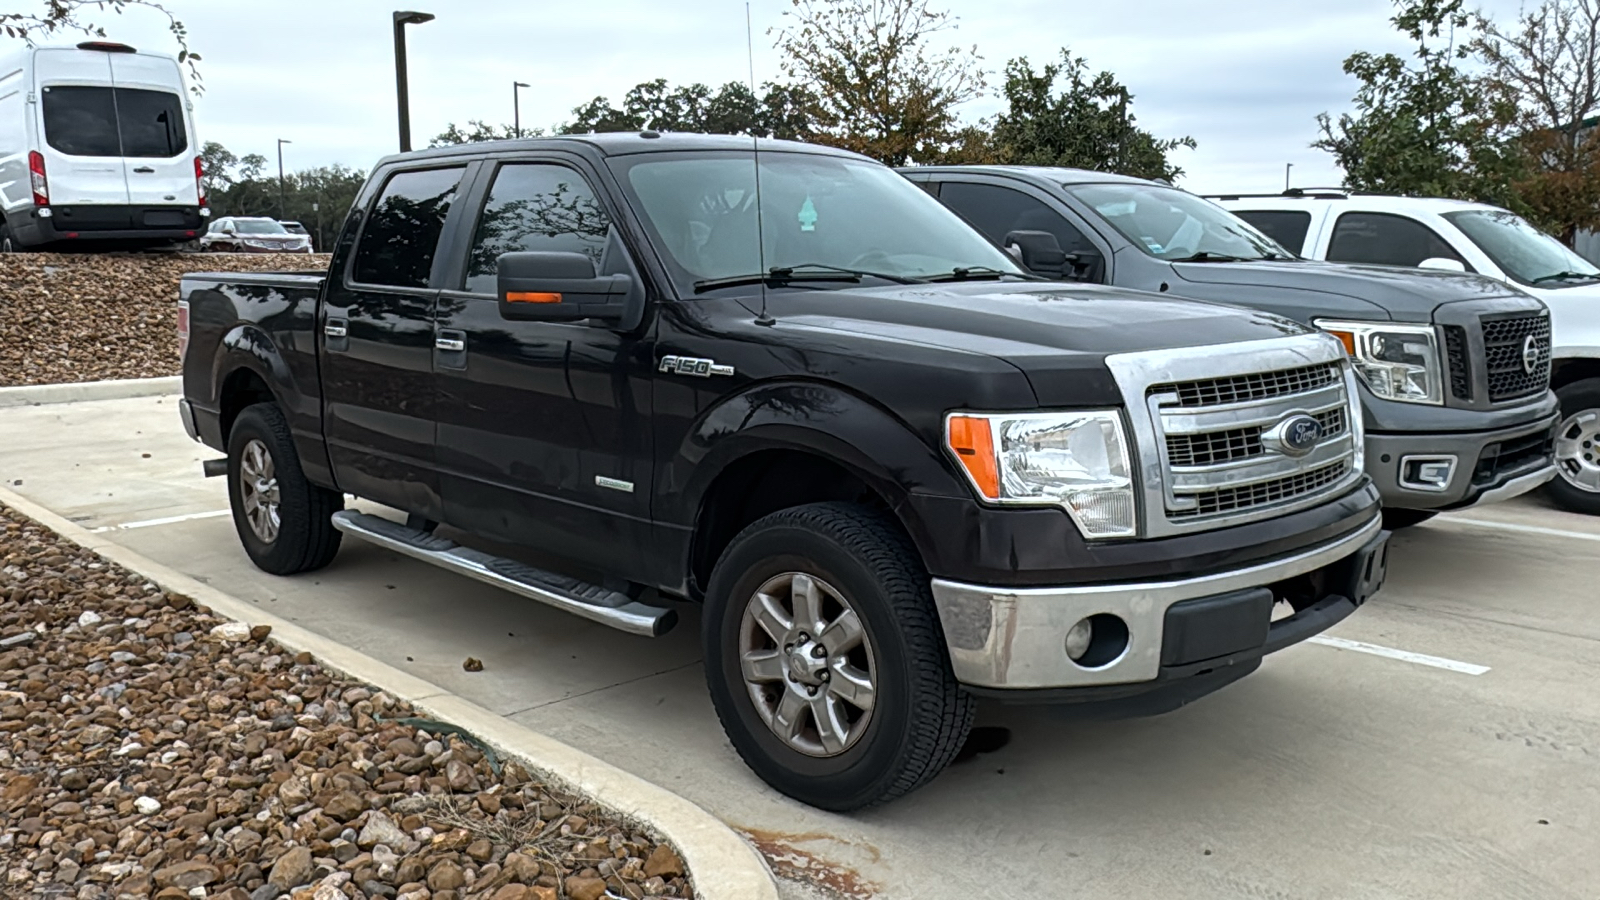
[3,393,1598,899]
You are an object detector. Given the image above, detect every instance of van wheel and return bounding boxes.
[227,403,344,574]
[703,502,974,811]
[0,228,17,253]
[1381,509,1438,530]
[1550,378,1600,515]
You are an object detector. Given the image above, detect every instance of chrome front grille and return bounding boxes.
[1106,334,1364,538]
[1481,312,1551,402]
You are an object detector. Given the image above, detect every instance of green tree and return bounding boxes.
[430,120,538,147]
[772,0,985,165]
[1474,0,1600,244]
[1,1,201,90]
[558,79,818,139]
[1314,0,1524,204]
[985,50,1196,180]
[198,141,367,250]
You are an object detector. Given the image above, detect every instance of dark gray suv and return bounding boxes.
[903,165,1558,528]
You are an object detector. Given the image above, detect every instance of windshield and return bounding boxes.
[1067,182,1292,262]
[608,150,1023,292]
[234,220,289,235]
[1442,209,1600,287]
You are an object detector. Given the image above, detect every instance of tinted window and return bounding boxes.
[235,219,287,234]
[1233,210,1313,254]
[464,164,612,294]
[352,167,465,289]
[1327,212,1464,268]
[937,182,1098,257]
[114,88,188,157]
[42,86,120,157]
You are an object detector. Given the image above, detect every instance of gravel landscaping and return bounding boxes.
[0,503,697,900]
[0,253,331,388]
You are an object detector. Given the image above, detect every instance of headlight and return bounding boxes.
[1315,319,1443,405]
[945,411,1136,538]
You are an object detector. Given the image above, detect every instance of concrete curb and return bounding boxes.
[0,376,181,409]
[0,484,780,900]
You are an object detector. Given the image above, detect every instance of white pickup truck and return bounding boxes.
[1214,190,1600,515]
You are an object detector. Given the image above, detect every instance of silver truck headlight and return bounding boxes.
[1315,319,1443,405]
[945,411,1136,538]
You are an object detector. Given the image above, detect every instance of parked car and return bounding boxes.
[0,41,207,252]
[201,216,314,253]
[177,134,1388,810]
[902,166,1558,529]
[1213,190,1600,515]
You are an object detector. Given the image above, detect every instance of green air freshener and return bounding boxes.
[798,197,818,232]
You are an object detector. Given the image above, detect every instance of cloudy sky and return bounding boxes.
[66,0,1532,193]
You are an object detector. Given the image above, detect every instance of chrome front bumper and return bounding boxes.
[930,513,1384,690]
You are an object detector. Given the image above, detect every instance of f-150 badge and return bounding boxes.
[659,355,735,378]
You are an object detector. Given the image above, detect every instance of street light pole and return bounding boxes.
[276,138,292,220]
[513,81,529,138]
[393,10,435,152]
[1285,162,1294,192]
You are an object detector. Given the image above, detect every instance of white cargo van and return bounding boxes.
[0,41,206,251]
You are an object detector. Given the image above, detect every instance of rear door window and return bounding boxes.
[41,85,188,158]
[1233,210,1313,254]
[114,88,188,157]
[463,163,613,294]
[41,86,121,157]
[352,167,466,289]
[1327,212,1466,268]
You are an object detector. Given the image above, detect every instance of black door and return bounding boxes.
[432,158,656,581]
[320,164,469,518]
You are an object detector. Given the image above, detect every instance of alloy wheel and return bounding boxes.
[738,572,877,758]
[1555,408,1600,494]
[239,439,282,543]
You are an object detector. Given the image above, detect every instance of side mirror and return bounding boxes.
[1418,257,1466,273]
[222,224,236,235]
[1003,230,1067,278]
[1063,247,1104,283]
[497,251,634,324]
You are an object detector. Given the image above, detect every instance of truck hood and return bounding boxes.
[1171,258,1523,321]
[763,280,1314,406]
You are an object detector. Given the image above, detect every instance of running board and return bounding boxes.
[330,511,677,637]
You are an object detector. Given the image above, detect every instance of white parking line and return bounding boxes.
[1439,516,1600,543]
[91,509,232,533]
[1308,635,1491,676]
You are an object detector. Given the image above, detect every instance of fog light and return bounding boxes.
[1065,618,1094,661]
[1399,455,1457,492]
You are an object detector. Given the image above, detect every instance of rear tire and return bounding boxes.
[1382,508,1439,530]
[703,502,974,811]
[0,227,18,254]
[1549,378,1600,516]
[227,403,344,575]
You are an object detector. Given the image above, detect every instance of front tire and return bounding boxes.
[703,502,974,811]
[1549,378,1600,515]
[227,403,344,574]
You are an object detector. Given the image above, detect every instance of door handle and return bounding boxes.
[435,335,466,352]
[132,166,155,174]
[324,321,348,338]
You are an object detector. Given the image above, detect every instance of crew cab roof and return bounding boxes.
[373,132,873,167]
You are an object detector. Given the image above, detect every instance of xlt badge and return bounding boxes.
[659,355,734,378]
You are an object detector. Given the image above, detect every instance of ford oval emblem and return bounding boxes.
[1263,414,1323,458]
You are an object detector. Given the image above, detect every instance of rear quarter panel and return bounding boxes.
[181,271,332,484]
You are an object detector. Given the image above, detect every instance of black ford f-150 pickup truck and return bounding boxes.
[178,134,1389,810]
[903,166,1559,529]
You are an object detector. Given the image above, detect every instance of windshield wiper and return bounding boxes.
[1169,251,1252,263]
[924,265,1025,283]
[1531,270,1600,284]
[693,264,921,294]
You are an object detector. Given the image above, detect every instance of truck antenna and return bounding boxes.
[748,1,775,327]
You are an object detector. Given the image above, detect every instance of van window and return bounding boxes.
[352,167,465,289]
[114,88,188,157]
[41,86,189,158]
[41,87,121,157]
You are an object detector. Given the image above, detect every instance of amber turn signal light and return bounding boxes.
[506,292,562,304]
[946,415,1000,499]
